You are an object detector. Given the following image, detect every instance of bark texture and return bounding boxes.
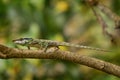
[0,44,120,77]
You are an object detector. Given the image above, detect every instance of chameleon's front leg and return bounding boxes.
[43,42,50,52]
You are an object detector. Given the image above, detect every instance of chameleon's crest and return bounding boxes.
[12,38,33,46]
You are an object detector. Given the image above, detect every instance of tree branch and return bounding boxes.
[0,44,120,77]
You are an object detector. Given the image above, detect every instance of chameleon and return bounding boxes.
[12,38,110,52]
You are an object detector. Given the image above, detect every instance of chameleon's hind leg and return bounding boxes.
[44,45,60,52]
[54,46,60,51]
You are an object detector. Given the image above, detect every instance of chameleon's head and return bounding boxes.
[12,38,33,46]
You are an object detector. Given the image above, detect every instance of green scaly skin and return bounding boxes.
[12,38,110,52]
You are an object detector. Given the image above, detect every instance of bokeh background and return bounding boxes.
[0,0,120,80]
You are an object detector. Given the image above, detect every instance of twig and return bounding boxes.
[0,44,120,77]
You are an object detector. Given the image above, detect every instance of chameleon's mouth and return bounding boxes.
[12,40,25,44]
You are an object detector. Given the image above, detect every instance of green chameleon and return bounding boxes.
[12,38,110,52]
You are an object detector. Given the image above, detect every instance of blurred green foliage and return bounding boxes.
[0,0,120,80]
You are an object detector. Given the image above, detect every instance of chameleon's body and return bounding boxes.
[13,38,110,52]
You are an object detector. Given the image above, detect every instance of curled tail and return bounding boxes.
[59,42,110,52]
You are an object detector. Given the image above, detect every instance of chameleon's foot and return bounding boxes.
[54,46,59,52]
[43,48,47,52]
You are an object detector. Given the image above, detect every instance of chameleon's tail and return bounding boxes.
[59,42,110,52]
